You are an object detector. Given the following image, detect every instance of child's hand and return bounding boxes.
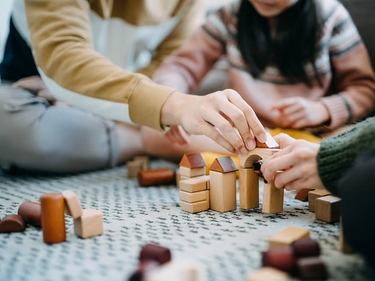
[271,97,330,128]
[12,76,57,103]
[164,125,191,146]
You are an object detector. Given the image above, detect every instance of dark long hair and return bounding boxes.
[237,0,322,87]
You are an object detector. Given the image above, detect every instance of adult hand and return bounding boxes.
[12,76,56,103]
[271,97,330,128]
[164,125,191,146]
[261,133,325,190]
[161,89,267,155]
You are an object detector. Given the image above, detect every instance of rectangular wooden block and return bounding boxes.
[180,178,207,193]
[180,200,209,214]
[308,189,331,212]
[127,160,142,178]
[262,182,284,214]
[74,209,103,238]
[179,166,205,178]
[180,190,208,203]
[247,267,289,281]
[315,195,341,223]
[61,190,82,219]
[239,167,259,209]
[194,175,210,190]
[176,168,181,189]
[269,227,310,249]
[134,156,149,170]
[209,171,236,212]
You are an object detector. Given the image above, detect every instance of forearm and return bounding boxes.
[317,116,375,194]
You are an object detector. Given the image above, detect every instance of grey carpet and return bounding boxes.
[0,160,374,281]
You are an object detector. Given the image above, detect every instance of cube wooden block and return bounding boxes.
[179,166,205,178]
[180,190,209,203]
[134,156,149,170]
[262,181,284,214]
[315,195,341,223]
[269,227,310,249]
[74,209,103,238]
[179,178,207,193]
[194,175,210,190]
[209,171,236,212]
[308,189,331,212]
[180,200,209,214]
[246,267,289,281]
[127,160,142,178]
[239,167,259,210]
[61,190,82,219]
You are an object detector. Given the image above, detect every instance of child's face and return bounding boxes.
[248,0,299,17]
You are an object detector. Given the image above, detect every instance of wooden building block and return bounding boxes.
[239,167,259,209]
[291,238,320,258]
[340,217,354,254]
[255,132,280,149]
[246,267,289,281]
[269,227,310,249]
[262,247,295,273]
[61,190,82,219]
[138,168,175,187]
[180,190,208,203]
[296,256,328,280]
[0,214,26,233]
[40,193,66,244]
[74,209,103,238]
[315,195,341,223]
[134,156,149,170]
[295,188,315,202]
[180,200,209,213]
[262,182,284,214]
[179,153,207,168]
[210,156,238,173]
[127,160,142,178]
[195,175,210,190]
[209,171,236,212]
[308,189,331,212]
[18,201,42,227]
[240,148,280,168]
[179,166,205,178]
[139,243,171,265]
[176,168,181,189]
[179,178,207,193]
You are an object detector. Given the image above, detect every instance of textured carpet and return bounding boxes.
[0,160,374,281]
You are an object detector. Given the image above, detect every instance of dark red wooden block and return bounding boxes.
[296,256,328,280]
[262,247,295,273]
[291,238,320,258]
[0,214,26,233]
[139,243,171,265]
[137,168,175,187]
[18,201,42,227]
[128,259,159,281]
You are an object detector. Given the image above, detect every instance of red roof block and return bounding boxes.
[179,152,207,168]
[209,156,238,173]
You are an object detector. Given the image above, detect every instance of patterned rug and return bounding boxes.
[1,160,374,281]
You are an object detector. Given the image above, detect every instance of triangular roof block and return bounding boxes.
[179,152,207,168]
[210,156,238,173]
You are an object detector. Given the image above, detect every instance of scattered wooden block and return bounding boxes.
[180,190,208,203]
[339,217,354,254]
[255,132,280,149]
[18,201,42,227]
[262,247,295,273]
[179,178,207,193]
[127,160,143,178]
[40,193,66,244]
[139,243,171,265]
[129,259,160,281]
[269,227,310,249]
[296,256,328,280]
[291,238,320,258]
[61,190,82,219]
[0,214,26,233]
[180,200,209,214]
[246,267,289,281]
[134,156,149,170]
[315,195,341,223]
[262,181,284,214]
[308,189,331,212]
[239,167,259,210]
[74,209,103,238]
[295,188,315,202]
[138,168,175,187]
[179,166,205,178]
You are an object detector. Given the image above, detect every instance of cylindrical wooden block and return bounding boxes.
[262,247,295,274]
[0,214,26,233]
[291,238,320,258]
[137,168,175,187]
[139,243,172,265]
[40,193,66,244]
[18,201,42,227]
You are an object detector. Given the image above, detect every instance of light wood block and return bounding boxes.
[269,227,310,249]
[61,190,82,219]
[180,178,207,193]
[195,175,210,190]
[209,171,236,212]
[127,160,142,178]
[176,168,181,189]
[134,156,149,170]
[180,190,208,203]
[74,209,103,238]
[315,195,341,223]
[308,189,331,212]
[262,181,284,214]
[340,217,354,254]
[179,166,205,178]
[247,267,289,281]
[240,148,280,168]
[180,200,209,213]
[239,167,259,209]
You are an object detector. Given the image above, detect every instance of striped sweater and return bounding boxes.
[153,0,375,130]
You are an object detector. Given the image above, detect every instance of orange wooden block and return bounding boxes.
[308,189,331,212]
[239,167,259,210]
[295,188,315,202]
[269,227,310,249]
[180,200,209,213]
[0,214,26,233]
[315,195,341,223]
[40,193,66,244]
[74,209,103,238]
[179,178,207,193]
[18,202,42,227]
[138,168,175,187]
[61,190,82,219]
[247,267,289,281]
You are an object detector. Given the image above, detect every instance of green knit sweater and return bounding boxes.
[318,116,375,195]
